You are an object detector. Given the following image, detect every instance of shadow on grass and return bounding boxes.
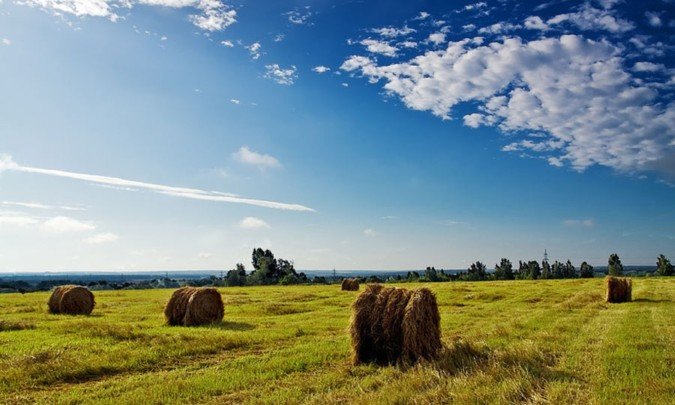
[212,321,256,331]
[632,298,671,303]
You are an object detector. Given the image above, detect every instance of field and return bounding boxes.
[0,278,673,404]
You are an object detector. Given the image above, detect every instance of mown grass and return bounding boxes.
[0,278,672,404]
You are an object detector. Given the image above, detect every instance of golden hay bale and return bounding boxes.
[164,287,224,326]
[605,276,632,303]
[48,285,95,315]
[341,278,360,291]
[350,284,441,366]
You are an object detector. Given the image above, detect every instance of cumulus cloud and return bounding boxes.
[341,35,675,175]
[633,62,665,72]
[645,11,662,27]
[2,38,11,46]
[427,32,446,46]
[0,154,313,211]
[524,16,548,30]
[233,146,281,169]
[229,98,240,104]
[220,40,234,47]
[546,2,634,33]
[239,216,270,229]
[83,232,118,244]
[371,26,415,38]
[16,0,236,31]
[247,42,262,59]
[360,39,398,57]
[312,65,330,74]
[263,64,297,85]
[41,216,95,233]
[478,22,521,34]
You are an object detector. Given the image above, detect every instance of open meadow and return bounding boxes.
[0,278,673,404]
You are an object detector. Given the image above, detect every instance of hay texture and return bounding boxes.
[48,285,95,315]
[341,278,360,291]
[350,284,442,366]
[605,276,632,303]
[164,287,224,326]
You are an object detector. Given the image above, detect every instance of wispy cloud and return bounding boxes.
[363,228,378,236]
[41,216,95,233]
[0,154,313,212]
[1,201,84,211]
[83,232,118,244]
[232,146,281,169]
[563,219,594,227]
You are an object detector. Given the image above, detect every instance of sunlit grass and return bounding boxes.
[0,278,672,403]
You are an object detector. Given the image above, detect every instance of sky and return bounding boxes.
[0,0,674,272]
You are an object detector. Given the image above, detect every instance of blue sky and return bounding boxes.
[0,0,673,272]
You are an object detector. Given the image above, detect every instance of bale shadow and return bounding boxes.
[212,321,256,331]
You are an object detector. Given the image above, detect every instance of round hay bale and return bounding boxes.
[48,285,95,315]
[341,278,360,291]
[350,284,441,366]
[164,286,224,326]
[605,276,632,303]
[401,288,442,363]
[184,288,224,326]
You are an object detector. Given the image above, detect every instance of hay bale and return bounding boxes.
[350,284,441,366]
[605,276,632,303]
[48,285,95,315]
[341,278,360,291]
[164,287,224,326]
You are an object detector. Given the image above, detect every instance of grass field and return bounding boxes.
[0,278,673,404]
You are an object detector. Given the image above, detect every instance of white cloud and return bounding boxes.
[197,252,213,259]
[398,41,417,49]
[360,39,398,57]
[263,64,297,85]
[645,11,662,27]
[563,219,594,227]
[413,11,430,20]
[220,40,234,47]
[547,3,634,33]
[239,216,270,229]
[363,228,377,236]
[341,35,675,175]
[427,32,446,46]
[524,16,548,30]
[83,232,118,244]
[0,154,313,211]
[285,7,312,25]
[1,38,10,46]
[16,0,236,31]
[232,146,281,169]
[247,42,262,59]
[1,201,84,211]
[230,98,240,104]
[371,26,415,38]
[273,34,284,42]
[41,216,95,233]
[312,65,330,74]
[160,36,167,41]
[633,62,665,72]
[341,82,349,87]
[0,212,39,227]
[478,22,521,34]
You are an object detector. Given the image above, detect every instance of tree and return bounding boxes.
[579,261,594,278]
[541,260,551,279]
[226,263,247,286]
[494,258,514,280]
[527,261,541,280]
[425,266,440,282]
[564,260,577,278]
[466,261,487,281]
[656,254,674,276]
[552,261,564,279]
[608,253,623,276]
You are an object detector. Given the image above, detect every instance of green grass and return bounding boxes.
[0,278,672,404]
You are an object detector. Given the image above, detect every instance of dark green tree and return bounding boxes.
[425,266,440,282]
[541,260,551,279]
[608,253,623,276]
[527,261,541,280]
[466,261,487,281]
[564,260,577,278]
[579,261,594,278]
[656,254,674,276]
[494,258,514,280]
[552,261,564,279]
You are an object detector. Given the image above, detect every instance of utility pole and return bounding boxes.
[543,249,549,264]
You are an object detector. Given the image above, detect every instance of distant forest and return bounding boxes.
[1,250,672,293]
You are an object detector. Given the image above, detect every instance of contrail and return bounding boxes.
[0,154,315,212]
